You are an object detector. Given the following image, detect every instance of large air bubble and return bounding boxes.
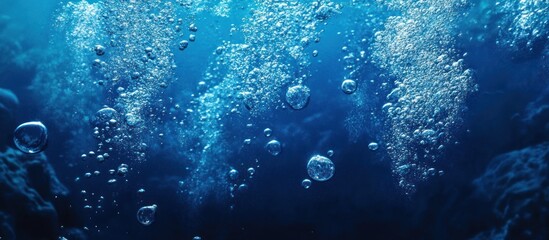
[13,121,48,154]
[341,79,357,94]
[265,140,282,156]
[307,155,335,182]
[285,85,311,110]
[136,204,157,226]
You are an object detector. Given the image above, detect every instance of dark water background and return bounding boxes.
[0,0,548,239]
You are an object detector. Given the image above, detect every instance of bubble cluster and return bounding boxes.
[201,1,339,115]
[372,0,475,193]
[339,2,388,144]
[285,85,311,110]
[175,0,235,18]
[94,0,177,159]
[93,107,118,127]
[179,0,338,204]
[36,1,188,230]
[494,0,549,56]
[40,0,179,163]
[32,0,104,136]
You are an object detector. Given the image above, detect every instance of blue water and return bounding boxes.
[0,0,548,239]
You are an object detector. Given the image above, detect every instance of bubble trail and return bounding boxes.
[372,0,476,194]
[178,0,339,204]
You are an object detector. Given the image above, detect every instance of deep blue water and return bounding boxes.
[0,0,548,239]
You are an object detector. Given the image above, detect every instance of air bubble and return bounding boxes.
[13,121,48,154]
[341,79,357,94]
[238,183,248,192]
[368,142,379,151]
[94,44,105,56]
[265,140,282,156]
[189,23,198,32]
[247,167,255,176]
[301,179,312,189]
[136,204,157,226]
[179,40,189,50]
[229,169,239,180]
[307,155,335,181]
[93,107,118,126]
[263,128,272,137]
[117,164,129,176]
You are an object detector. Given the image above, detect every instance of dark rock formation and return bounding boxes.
[473,142,549,239]
[0,88,83,240]
[0,88,18,150]
[0,147,70,240]
[521,85,549,144]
